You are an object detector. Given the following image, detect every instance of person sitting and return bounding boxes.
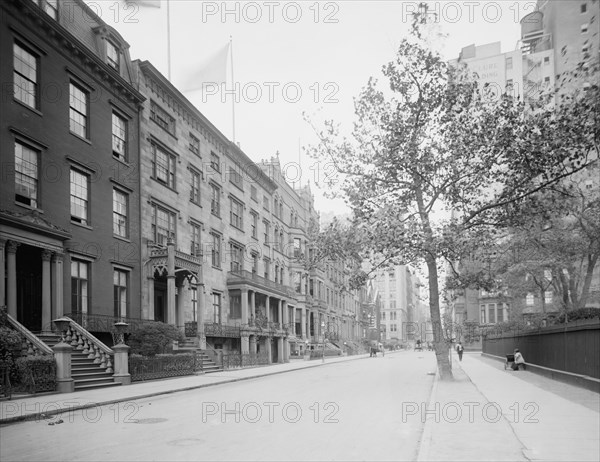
[511,349,526,370]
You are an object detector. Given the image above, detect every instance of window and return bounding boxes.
[526,293,534,306]
[189,134,200,156]
[113,269,128,317]
[151,143,176,189]
[251,185,258,201]
[210,231,221,268]
[210,183,221,216]
[31,0,58,19]
[70,169,89,225]
[293,238,301,257]
[544,56,550,65]
[263,220,270,245]
[251,253,259,274]
[230,197,244,229]
[391,324,397,332]
[506,79,513,89]
[506,56,513,70]
[390,300,396,309]
[487,304,496,324]
[229,291,241,319]
[69,82,88,138]
[250,211,258,238]
[544,76,550,84]
[190,221,202,257]
[274,264,279,283]
[113,189,128,237]
[544,291,553,304]
[150,100,175,135]
[497,304,505,323]
[71,259,89,314]
[230,242,243,273]
[112,113,127,161]
[263,258,270,280]
[229,166,243,189]
[191,286,198,322]
[14,141,39,208]
[151,203,176,245]
[13,42,38,109]
[106,40,120,71]
[279,229,284,252]
[581,3,587,13]
[190,169,201,204]
[294,272,302,293]
[263,195,269,211]
[581,23,589,33]
[210,152,220,172]
[274,197,279,217]
[212,292,222,323]
[480,305,486,324]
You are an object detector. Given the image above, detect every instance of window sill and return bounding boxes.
[14,202,43,213]
[113,235,131,243]
[151,177,178,193]
[230,225,244,232]
[212,266,223,271]
[70,131,92,145]
[112,154,130,166]
[14,99,42,116]
[71,220,93,230]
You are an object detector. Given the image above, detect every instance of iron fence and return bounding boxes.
[221,353,270,369]
[129,354,196,382]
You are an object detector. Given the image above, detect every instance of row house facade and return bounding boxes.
[134,62,365,362]
[0,0,144,343]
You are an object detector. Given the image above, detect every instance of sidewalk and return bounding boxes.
[0,353,371,425]
[418,352,600,462]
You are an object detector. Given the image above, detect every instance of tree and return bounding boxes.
[487,166,600,315]
[304,23,598,380]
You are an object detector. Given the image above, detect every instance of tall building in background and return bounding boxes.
[449,0,600,343]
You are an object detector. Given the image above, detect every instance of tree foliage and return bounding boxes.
[304,24,598,380]
[128,322,184,357]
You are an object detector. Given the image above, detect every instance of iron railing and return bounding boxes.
[129,354,196,382]
[221,353,270,369]
[204,322,241,338]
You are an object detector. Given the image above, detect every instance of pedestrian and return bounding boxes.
[456,342,464,361]
[511,349,526,370]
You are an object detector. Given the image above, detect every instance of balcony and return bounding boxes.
[227,269,295,299]
[149,246,202,274]
[204,322,241,338]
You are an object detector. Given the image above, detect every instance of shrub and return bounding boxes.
[0,325,24,384]
[127,322,184,356]
[554,307,600,324]
[15,356,56,393]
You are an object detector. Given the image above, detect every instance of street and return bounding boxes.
[0,352,436,461]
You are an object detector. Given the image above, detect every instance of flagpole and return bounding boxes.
[230,35,236,144]
[166,0,172,80]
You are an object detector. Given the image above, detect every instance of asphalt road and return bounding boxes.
[0,351,436,461]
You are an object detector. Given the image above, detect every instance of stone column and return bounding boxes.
[250,291,256,318]
[241,288,248,325]
[53,342,74,393]
[176,280,185,332]
[278,299,283,326]
[166,240,176,325]
[301,307,306,339]
[265,295,270,321]
[241,335,249,354]
[112,343,131,385]
[277,337,284,363]
[265,337,272,364]
[249,335,257,354]
[146,275,154,320]
[0,240,5,307]
[6,241,18,318]
[198,283,206,349]
[52,252,64,318]
[41,250,52,332]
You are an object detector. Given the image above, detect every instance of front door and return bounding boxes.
[154,288,166,322]
[16,245,42,331]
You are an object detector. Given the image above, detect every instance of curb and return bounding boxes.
[415,368,439,462]
[0,353,372,426]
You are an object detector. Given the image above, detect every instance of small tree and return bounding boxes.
[128,322,184,357]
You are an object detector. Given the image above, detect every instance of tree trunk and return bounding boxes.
[578,253,599,309]
[426,258,453,380]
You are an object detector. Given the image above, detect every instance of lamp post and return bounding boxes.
[321,321,326,362]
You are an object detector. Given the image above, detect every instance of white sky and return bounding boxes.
[89,0,537,215]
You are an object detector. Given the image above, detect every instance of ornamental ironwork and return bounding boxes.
[204,322,241,338]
